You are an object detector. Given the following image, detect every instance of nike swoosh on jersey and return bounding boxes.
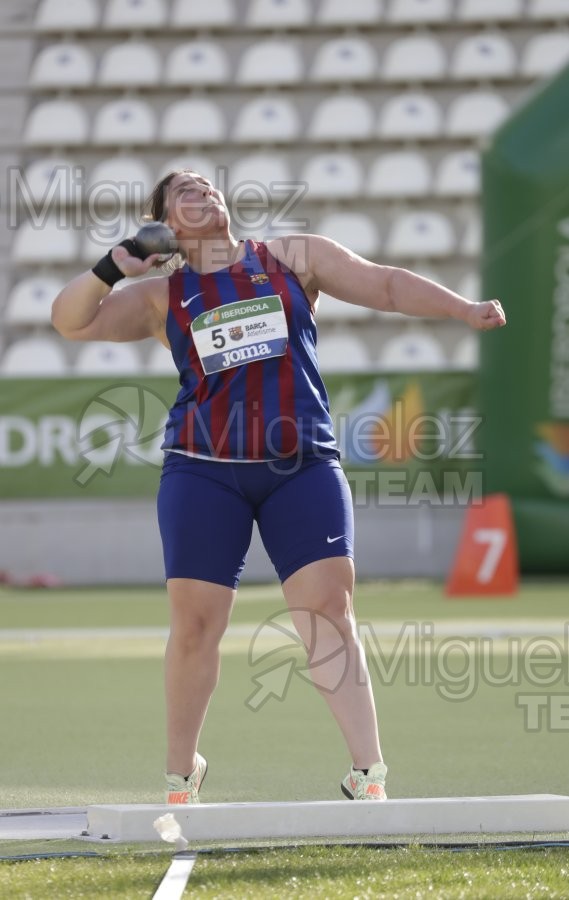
[327,535,345,543]
[181,291,203,309]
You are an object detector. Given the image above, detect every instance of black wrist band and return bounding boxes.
[91,238,148,288]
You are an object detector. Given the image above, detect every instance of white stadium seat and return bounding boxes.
[456,270,481,302]
[232,96,301,143]
[315,292,371,321]
[236,40,303,85]
[450,34,517,80]
[74,342,141,375]
[5,276,64,325]
[24,100,89,146]
[308,95,375,141]
[19,158,78,205]
[29,44,95,87]
[309,38,377,83]
[456,0,523,20]
[451,334,479,369]
[317,212,380,257]
[81,215,141,263]
[102,0,167,28]
[378,94,443,139]
[445,92,509,138]
[165,42,230,86]
[80,230,117,265]
[246,0,312,29]
[92,99,157,145]
[378,332,447,371]
[171,0,235,26]
[317,332,371,372]
[229,154,293,193]
[98,43,162,87]
[412,265,444,286]
[434,150,480,196]
[147,342,177,374]
[369,151,431,197]
[459,209,482,257]
[381,35,447,82]
[35,0,99,30]
[520,33,569,78]
[12,219,80,264]
[161,99,226,144]
[385,211,455,258]
[317,0,383,24]
[0,338,68,377]
[88,157,154,203]
[300,153,364,198]
[527,0,569,19]
[386,0,451,23]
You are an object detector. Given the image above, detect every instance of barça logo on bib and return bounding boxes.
[191,295,289,375]
[250,273,269,284]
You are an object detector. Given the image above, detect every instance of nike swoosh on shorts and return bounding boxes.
[327,535,344,543]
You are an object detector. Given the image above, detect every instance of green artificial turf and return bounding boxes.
[0,580,567,808]
[2,845,569,899]
[0,578,567,630]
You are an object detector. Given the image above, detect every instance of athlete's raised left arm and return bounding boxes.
[271,234,506,332]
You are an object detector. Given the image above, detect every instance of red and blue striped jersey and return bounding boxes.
[162,240,338,461]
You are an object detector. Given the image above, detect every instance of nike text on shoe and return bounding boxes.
[166,753,208,804]
[341,761,387,801]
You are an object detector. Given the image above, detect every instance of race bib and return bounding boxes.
[191,295,288,375]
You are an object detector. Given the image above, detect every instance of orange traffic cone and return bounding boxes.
[446,493,519,597]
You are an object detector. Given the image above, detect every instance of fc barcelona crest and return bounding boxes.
[229,326,244,341]
[250,273,269,284]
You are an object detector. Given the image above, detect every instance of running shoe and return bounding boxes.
[166,753,208,804]
[341,761,387,800]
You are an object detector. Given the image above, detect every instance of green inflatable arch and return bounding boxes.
[480,64,569,572]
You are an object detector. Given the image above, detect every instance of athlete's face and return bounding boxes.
[165,172,229,237]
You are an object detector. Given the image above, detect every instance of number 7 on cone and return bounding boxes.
[446,493,519,597]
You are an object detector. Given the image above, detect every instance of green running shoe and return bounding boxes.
[341,761,387,800]
[166,753,208,804]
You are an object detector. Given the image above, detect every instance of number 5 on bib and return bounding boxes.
[191,295,288,375]
[446,493,519,597]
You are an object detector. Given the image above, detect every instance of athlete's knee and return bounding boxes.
[284,558,355,638]
[291,594,355,653]
[167,580,233,653]
[311,576,352,615]
[169,616,224,655]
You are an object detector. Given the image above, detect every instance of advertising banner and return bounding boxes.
[0,373,477,500]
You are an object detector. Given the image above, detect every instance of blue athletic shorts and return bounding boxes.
[157,452,354,588]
